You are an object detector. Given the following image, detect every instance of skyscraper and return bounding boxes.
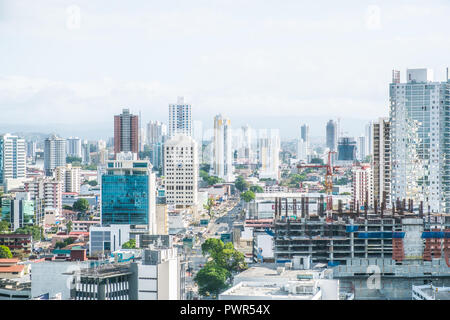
[168,97,192,137]
[114,109,139,158]
[357,136,366,161]
[101,159,156,233]
[164,134,198,208]
[390,68,450,213]
[44,135,66,177]
[146,121,167,145]
[337,137,356,161]
[365,122,373,157]
[81,140,91,165]
[0,134,26,185]
[213,114,233,181]
[326,120,338,151]
[67,137,82,158]
[300,124,309,144]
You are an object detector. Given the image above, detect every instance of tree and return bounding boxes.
[0,245,12,259]
[14,225,43,241]
[235,176,249,192]
[0,220,9,233]
[250,185,264,193]
[87,180,98,186]
[66,156,82,164]
[194,262,229,297]
[122,239,136,249]
[73,198,90,212]
[63,205,73,210]
[66,220,73,233]
[55,237,75,249]
[203,198,215,218]
[240,190,255,203]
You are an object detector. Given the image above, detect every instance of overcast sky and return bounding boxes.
[1,0,450,140]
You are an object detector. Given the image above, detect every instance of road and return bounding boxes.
[184,198,243,299]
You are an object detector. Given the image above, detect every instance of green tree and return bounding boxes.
[250,185,264,193]
[203,198,216,218]
[14,225,43,241]
[0,220,9,233]
[0,245,12,259]
[73,198,90,212]
[240,190,255,203]
[235,176,249,192]
[63,205,73,210]
[66,156,82,164]
[194,261,230,297]
[122,239,136,249]
[87,180,98,186]
[201,238,247,273]
[66,220,73,233]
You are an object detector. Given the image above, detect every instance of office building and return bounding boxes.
[372,117,391,206]
[326,120,338,151]
[0,134,26,185]
[101,160,156,233]
[44,135,66,176]
[337,137,356,161]
[168,97,192,137]
[89,224,131,255]
[213,114,233,181]
[1,193,35,231]
[114,109,139,158]
[164,134,198,208]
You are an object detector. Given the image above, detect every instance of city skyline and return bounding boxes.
[3,1,450,139]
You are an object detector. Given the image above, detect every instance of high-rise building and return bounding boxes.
[300,124,310,156]
[150,141,164,173]
[337,137,356,161]
[372,117,391,206]
[114,109,139,158]
[44,135,66,177]
[25,177,63,215]
[164,134,198,208]
[357,136,366,161]
[297,139,308,162]
[326,120,338,151]
[81,140,91,165]
[258,129,280,180]
[365,122,373,157]
[146,121,167,145]
[237,125,254,164]
[26,141,37,163]
[0,134,26,185]
[67,137,82,158]
[55,164,81,194]
[213,114,233,181]
[390,68,450,213]
[101,159,156,233]
[351,165,373,210]
[168,97,192,137]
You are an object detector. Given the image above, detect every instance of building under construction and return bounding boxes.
[272,196,450,267]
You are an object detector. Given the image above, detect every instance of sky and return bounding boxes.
[1,0,450,140]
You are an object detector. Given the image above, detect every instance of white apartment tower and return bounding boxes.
[390,68,450,213]
[0,134,26,185]
[213,114,233,182]
[258,129,280,180]
[168,97,192,137]
[164,134,198,208]
[352,165,374,210]
[55,164,81,194]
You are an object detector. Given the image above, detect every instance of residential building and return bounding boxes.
[390,68,450,213]
[351,165,373,210]
[101,160,156,233]
[0,134,26,186]
[55,164,81,193]
[372,117,391,206]
[146,121,167,145]
[26,141,36,163]
[365,122,373,157]
[25,177,63,216]
[164,134,198,208]
[81,140,91,165]
[168,97,192,137]
[114,109,139,159]
[258,129,280,180]
[357,136,366,161]
[44,135,66,176]
[0,234,33,255]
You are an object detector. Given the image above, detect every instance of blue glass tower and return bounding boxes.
[101,160,156,231]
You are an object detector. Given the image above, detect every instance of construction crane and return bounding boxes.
[296,151,340,217]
